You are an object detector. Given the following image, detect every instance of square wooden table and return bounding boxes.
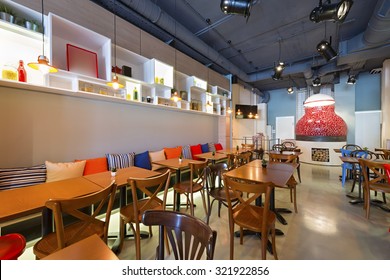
[196,151,227,164]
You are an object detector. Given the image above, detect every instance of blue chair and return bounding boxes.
[341,148,353,187]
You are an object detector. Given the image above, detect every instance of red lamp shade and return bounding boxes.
[295,94,347,141]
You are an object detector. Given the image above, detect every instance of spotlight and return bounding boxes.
[310,0,353,23]
[272,61,285,80]
[220,0,252,18]
[313,77,322,87]
[287,87,294,94]
[347,75,356,85]
[317,40,337,61]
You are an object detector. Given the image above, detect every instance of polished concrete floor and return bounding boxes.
[20,163,390,260]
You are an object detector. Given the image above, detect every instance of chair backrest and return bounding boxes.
[46,181,117,250]
[236,151,252,166]
[141,210,217,260]
[341,144,362,151]
[268,152,297,163]
[282,141,296,151]
[128,170,171,217]
[351,149,378,160]
[223,175,275,234]
[272,143,284,152]
[226,153,238,170]
[241,143,254,150]
[205,162,227,192]
[359,159,389,188]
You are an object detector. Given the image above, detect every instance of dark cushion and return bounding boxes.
[201,143,210,153]
[134,151,152,170]
[0,164,46,190]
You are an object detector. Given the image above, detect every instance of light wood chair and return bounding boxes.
[142,210,217,260]
[118,170,171,259]
[223,175,278,260]
[359,159,390,219]
[33,181,117,259]
[172,161,208,217]
[268,153,299,213]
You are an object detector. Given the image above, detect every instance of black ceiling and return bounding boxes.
[91,0,390,94]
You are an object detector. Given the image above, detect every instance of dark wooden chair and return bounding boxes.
[142,210,217,260]
[204,163,240,224]
[350,149,378,194]
[268,153,299,213]
[341,144,362,151]
[119,170,171,259]
[223,175,278,260]
[33,181,117,259]
[359,159,390,219]
[281,141,296,151]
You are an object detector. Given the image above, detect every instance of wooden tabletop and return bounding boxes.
[42,234,119,260]
[84,166,160,188]
[152,158,204,171]
[196,151,227,161]
[0,177,104,224]
[217,148,253,155]
[225,160,295,187]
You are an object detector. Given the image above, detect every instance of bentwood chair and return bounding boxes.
[119,170,171,259]
[204,163,240,224]
[172,161,208,217]
[268,153,299,213]
[142,210,217,260]
[340,148,354,187]
[359,159,390,219]
[33,181,117,259]
[0,233,26,260]
[223,175,278,260]
[350,150,378,194]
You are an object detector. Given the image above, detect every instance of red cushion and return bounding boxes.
[190,144,203,160]
[0,233,26,260]
[75,157,108,175]
[384,164,390,183]
[214,143,223,151]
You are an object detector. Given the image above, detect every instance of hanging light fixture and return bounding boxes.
[272,39,285,80]
[28,0,57,74]
[312,77,322,87]
[287,87,294,94]
[220,0,252,19]
[317,39,337,61]
[107,0,124,89]
[347,74,356,85]
[248,111,254,118]
[170,0,181,102]
[310,0,354,23]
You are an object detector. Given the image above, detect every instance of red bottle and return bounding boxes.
[17,60,27,82]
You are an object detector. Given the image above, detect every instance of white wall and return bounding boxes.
[0,85,219,167]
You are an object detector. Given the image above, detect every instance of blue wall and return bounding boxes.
[266,71,381,143]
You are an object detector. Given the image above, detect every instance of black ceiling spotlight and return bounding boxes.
[310,0,354,23]
[347,74,357,85]
[272,61,285,80]
[313,77,322,87]
[287,87,294,94]
[220,0,252,18]
[317,38,337,61]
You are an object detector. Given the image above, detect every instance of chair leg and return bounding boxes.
[366,190,371,219]
[134,222,141,260]
[271,226,278,260]
[293,186,298,213]
[239,227,243,245]
[118,217,125,254]
[297,165,301,183]
[229,224,234,260]
[341,166,346,187]
[201,190,208,217]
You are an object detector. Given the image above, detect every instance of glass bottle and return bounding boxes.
[133,87,138,101]
[17,60,27,82]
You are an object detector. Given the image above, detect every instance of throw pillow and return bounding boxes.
[0,164,46,190]
[182,145,193,159]
[164,146,182,159]
[208,142,216,152]
[190,144,203,160]
[214,143,224,151]
[105,153,135,171]
[201,143,210,153]
[45,160,86,183]
[149,149,166,171]
[75,157,108,175]
[134,151,152,170]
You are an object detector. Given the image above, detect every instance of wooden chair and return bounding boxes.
[236,151,252,166]
[341,144,362,151]
[33,181,117,259]
[281,141,296,151]
[359,159,390,219]
[119,170,171,259]
[268,153,299,213]
[227,153,239,170]
[241,143,254,150]
[142,210,217,260]
[172,161,208,217]
[204,163,240,224]
[272,143,284,152]
[223,175,278,260]
[350,150,378,194]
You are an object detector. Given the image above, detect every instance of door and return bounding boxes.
[275,116,295,141]
[355,111,381,151]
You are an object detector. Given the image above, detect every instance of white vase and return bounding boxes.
[111,171,116,177]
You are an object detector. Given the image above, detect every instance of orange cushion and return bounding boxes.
[75,157,108,175]
[164,146,182,159]
[190,144,203,160]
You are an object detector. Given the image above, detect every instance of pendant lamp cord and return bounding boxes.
[114,0,117,70]
[41,0,45,56]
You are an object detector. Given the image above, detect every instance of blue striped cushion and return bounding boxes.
[106,153,135,171]
[182,145,192,159]
[0,164,46,190]
[208,142,216,152]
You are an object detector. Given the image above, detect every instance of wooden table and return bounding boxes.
[217,148,252,155]
[0,177,104,236]
[196,151,227,164]
[42,234,119,260]
[268,150,302,182]
[84,166,161,253]
[152,158,204,211]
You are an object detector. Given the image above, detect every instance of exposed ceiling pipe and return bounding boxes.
[363,0,390,45]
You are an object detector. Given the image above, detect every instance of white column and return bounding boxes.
[381,59,390,148]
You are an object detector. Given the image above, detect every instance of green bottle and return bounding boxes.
[133,87,138,101]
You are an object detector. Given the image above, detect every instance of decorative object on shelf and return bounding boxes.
[170,88,181,102]
[146,96,151,103]
[262,159,267,168]
[17,60,27,82]
[133,87,138,101]
[28,0,57,74]
[0,4,16,23]
[111,167,117,177]
[122,65,132,77]
[2,64,17,81]
[107,0,124,90]
[23,19,39,31]
[66,44,98,78]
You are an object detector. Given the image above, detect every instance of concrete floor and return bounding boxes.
[20,163,390,260]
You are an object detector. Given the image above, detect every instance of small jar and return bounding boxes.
[2,64,18,81]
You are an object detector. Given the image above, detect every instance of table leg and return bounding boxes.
[41,208,52,237]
